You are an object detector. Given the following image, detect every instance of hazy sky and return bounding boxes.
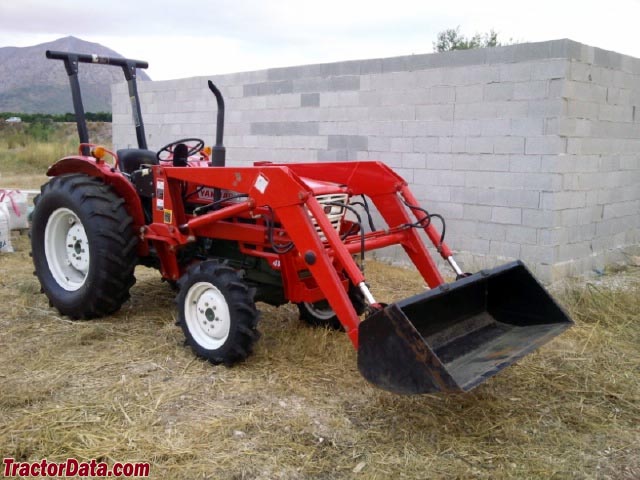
[1,0,639,80]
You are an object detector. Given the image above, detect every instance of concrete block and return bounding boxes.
[603,200,640,219]
[499,63,532,82]
[476,223,506,241]
[455,154,509,171]
[563,81,608,102]
[327,135,368,150]
[402,153,426,169]
[495,100,530,118]
[415,104,454,121]
[537,227,569,246]
[301,93,320,107]
[481,118,511,136]
[568,223,596,243]
[478,189,540,208]
[521,244,557,264]
[566,100,599,119]
[494,137,525,154]
[505,225,538,245]
[522,208,556,228]
[368,136,390,151]
[250,121,319,136]
[454,102,497,120]
[426,153,454,170]
[443,65,499,86]
[463,204,492,221]
[403,121,453,137]
[380,56,413,74]
[466,137,494,154]
[531,59,569,80]
[525,136,567,154]
[368,105,415,121]
[420,186,451,202]
[490,241,521,259]
[390,137,413,153]
[449,187,478,205]
[509,154,541,172]
[528,99,566,117]
[541,191,587,210]
[243,80,293,97]
[514,80,549,100]
[491,206,522,224]
[454,237,491,255]
[484,83,514,101]
[318,121,359,136]
[413,137,439,153]
[429,86,456,104]
[558,241,592,262]
[453,119,482,136]
[438,137,454,153]
[292,76,360,94]
[358,120,403,137]
[455,85,484,103]
[317,149,358,162]
[599,104,633,122]
[620,155,640,170]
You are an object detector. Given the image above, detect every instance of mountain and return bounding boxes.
[0,36,151,114]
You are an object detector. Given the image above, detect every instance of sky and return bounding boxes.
[1,0,640,81]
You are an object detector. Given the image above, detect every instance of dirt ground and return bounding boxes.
[1,228,638,479]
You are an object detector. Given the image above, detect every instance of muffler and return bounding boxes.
[357,261,573,394]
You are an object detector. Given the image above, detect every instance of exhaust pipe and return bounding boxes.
[207,80,226,168]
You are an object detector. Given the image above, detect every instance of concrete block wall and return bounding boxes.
[112,39,640,283]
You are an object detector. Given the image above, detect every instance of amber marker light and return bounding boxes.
[92,146,107,160]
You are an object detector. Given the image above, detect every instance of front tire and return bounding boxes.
[177,261,260,365]
[30,174,137,319]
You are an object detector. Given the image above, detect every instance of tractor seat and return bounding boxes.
[117,149,158,174]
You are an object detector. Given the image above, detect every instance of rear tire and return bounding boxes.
[30,174,137,319]
[177,261,260,365]
[298,283,366,330]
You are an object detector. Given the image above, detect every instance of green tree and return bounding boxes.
[434,26,501,52]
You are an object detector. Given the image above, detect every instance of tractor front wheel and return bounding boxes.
[30,174,137,319]
[177,261,260,365]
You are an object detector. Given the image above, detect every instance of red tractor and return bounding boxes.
[31,51,573,394]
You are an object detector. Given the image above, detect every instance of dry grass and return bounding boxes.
[1,232,638,479]
[0,122,111,180]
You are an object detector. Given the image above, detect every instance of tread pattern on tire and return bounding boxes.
[31,174,137,319]
[177,260,260,366]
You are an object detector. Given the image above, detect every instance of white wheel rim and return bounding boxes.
[44,208,90,291]
[303,301,335,320]
[185,282,231,350]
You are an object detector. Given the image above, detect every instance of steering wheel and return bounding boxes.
[156,138,205,161]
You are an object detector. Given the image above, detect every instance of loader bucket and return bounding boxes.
[357,261,573,394]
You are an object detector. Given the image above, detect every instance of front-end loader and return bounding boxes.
[30,51,573,394]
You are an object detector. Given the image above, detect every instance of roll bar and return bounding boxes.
[46,50,149,153]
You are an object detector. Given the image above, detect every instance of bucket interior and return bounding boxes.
[358,261,573,394]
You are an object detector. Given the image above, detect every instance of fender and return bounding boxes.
[47,156,149,256]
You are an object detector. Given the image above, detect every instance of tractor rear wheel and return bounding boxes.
[177,261,260,365]
[298,283,366,330]
[30,174,137,319]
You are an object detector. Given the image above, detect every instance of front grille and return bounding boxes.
[310,193,349,241]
